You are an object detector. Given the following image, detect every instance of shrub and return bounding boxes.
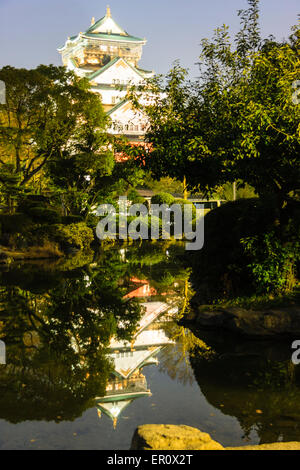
[241,232,300,294]
[18,196,47,213]
[50,223,94,250]
[96,214,162,239]
[127,215,162,238]
[18,196,61,224]
[175,199,197,219]
[189,198,300,302]
[27,207,61,224]
[127,189,146,205]
[151,193,175,206]
[0,213,33,234]
[61,215,84,225]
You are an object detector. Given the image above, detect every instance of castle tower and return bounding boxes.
[58,7,154,142]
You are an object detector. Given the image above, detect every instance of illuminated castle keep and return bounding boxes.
[58,6,153,142]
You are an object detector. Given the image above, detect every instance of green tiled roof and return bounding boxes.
[58,31,145,51]
[107,98,129,116]
[88,57,148,81]
[86,14,126,36]
[88,57,120,80]
[136,66,153,76]
[83,32,145,43]
[91,83,128,91]
[58,10,146,51]
[122,58,148,78]
[69,57,78,68]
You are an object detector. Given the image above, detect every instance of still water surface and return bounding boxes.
[0,243,299,450]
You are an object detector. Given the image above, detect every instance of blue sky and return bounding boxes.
[0,0,298,77]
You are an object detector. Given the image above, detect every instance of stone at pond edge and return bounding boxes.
[130,425,224,450]
[131,425,300,450]
[188,305,300,337]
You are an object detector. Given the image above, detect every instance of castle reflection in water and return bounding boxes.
[95,278,178,428]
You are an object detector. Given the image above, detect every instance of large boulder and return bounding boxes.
[130,425,224,450]
[131,425,300,451]
[187,305,300,337]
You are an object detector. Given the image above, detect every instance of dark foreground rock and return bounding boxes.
[131,425,300,450]
[186,305,300,337]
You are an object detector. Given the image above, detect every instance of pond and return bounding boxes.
[0,242,299,450]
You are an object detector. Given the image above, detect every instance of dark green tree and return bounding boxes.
[136,1,300,211]
[0,65,113,214]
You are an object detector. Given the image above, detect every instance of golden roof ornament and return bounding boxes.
[91,17,95,25]
[106,5,111,17]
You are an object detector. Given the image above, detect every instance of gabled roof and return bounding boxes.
[86,7,145,43]
[83,31,145,43]
[58,7,146,54]
[107,98,129,116]
[112,346,165,379]
[88,57,148,83]
[90,83,128,91]
[136,66,154,76]
[88,57,121,80]
[96,391,151,427]
[87,6,127,36]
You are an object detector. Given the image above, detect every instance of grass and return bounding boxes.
[213,285,300,311]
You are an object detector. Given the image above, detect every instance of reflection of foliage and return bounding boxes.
[0,248,142,423]
[190,341,300,444]
[124,241,190,295]
[0,241,191,424]
[126,241,171,266]
[158,322,215,386]
[249,360,296,390]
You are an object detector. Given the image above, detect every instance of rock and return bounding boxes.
[130,425,224,450]
[131,425,300,451]
[190,305,300,337]
[227,442,300,450]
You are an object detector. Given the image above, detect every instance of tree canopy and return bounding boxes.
[135,1,300,209]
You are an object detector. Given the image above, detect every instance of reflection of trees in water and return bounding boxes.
[124,241,190,295]
[0,241,192,424]
[158,322,214,386]
[0,249,143,423]
[189,336,300,444]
